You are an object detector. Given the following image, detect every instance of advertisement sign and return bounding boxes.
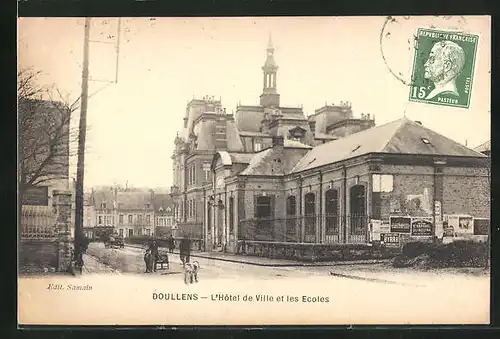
[370,219,390,241]
[446,215,474,235]
[411,217,433,236]
[473,218,489,236]
[390,216,411,233]
[458,216,473,233]
[434,201,442,223]
[22,186,49,206]
[380,233,400,247]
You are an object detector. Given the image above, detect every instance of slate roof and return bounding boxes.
[229,153,255,164]
[239,149,277,176]
[213,151,255,168]
[474,140,490,154]
[291,118,486,173]
[91,188,116,209]
[239,148,308,176]
[153,193,174,214]
[226,120,245,152]
[83,193,94,205]
[239,142,311,176]
[284,139,313,149]
[116,191,153,210]
[234,106,265,132]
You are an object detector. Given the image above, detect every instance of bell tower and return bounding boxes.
[260,34,280,108]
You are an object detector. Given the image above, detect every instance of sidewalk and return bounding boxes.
[126,244,389,267]
[82,253,120,274]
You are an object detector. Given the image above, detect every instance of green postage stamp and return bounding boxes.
[409,28,479,108]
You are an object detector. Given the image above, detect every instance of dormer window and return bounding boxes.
[421,138,431,144]
[289,126,306,140]
[254,138,263,152]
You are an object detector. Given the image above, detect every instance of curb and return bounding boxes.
[124,244,390,267]
[328,271,425,287]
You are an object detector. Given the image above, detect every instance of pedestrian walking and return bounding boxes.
[168,234,175,254]
[179,234,191,267]
[149,240,159,272]
[144,249,153,273]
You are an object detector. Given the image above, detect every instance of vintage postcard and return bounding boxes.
[18,16,491,326]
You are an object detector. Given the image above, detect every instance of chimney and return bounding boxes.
[272,135,284,148]
[367,113,370,120]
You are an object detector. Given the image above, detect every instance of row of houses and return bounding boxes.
[77,186,176,240]
[170,37,491,254]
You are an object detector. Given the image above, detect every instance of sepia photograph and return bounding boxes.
[17,15,491,326]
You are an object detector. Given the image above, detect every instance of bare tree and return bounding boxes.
[18,68,80,203]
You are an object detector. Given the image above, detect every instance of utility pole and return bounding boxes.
[74,17,91,270]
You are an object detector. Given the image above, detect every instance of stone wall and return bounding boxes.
[442,167,490,219]
[19,190,73,273]
[19,239,59,273]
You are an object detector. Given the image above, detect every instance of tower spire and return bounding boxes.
[260,34,280,108]
[267,32,274,50]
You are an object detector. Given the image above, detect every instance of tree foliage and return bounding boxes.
[18,68,80,199]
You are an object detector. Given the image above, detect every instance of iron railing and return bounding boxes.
[20,207,57,239]
[238,214,370,244]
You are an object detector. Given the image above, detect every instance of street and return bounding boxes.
[84,242,490,286]
[84,242,315,281]
[19,242,490,325]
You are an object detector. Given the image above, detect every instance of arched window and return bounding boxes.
[304,193,316,242]
[254,195,274,240]
[325,189,339,235]
[286,196,296,216]
[229,197,235,235]
[286,196,297,242]
[350,185,366,236]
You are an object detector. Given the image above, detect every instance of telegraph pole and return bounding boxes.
[74,17,91,269]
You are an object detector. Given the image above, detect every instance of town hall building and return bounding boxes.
[170,38,490,255]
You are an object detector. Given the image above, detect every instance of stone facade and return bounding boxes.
[170,39,490,255]
[196,118,490,254]
[89,187,157,238]
[171,38,374,248]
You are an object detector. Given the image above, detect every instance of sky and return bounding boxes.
[18,16,491,189]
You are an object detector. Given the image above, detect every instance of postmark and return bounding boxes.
[409,28,479,108]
